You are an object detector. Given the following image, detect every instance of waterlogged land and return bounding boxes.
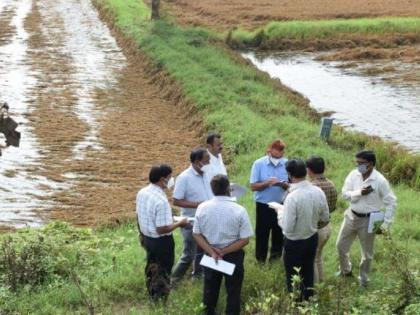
[0,0,198,229]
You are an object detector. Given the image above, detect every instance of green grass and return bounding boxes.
[1,1,419,314]
[228,17,420,48]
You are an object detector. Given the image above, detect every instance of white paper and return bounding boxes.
[368,211,385,233]
[268,202,285,229]
[230,183,247,200]
[200,255,236,276]
[173,216,195,223]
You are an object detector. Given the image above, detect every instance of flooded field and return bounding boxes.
[243,51,420,152]
[0,0,198,229]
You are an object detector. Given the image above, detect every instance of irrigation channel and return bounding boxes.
[243,51,420,152]
[0,0,197,229]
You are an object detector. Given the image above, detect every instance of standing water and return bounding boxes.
[242,51,420,152]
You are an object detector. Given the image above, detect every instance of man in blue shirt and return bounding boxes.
[250,139,289,263]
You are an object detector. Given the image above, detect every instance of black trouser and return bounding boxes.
[255,202,283,262]
[203,250,245,315]
[283,233,318,301]
[143,235,175,300]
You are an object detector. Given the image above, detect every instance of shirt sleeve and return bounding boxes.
[173,174,187,200]
[250,160,260,184]
[318,190,330,223]
[193,206,203,234]
[155,201,173,228]
[239,210,254,239]
[379,178,397,228]
[342,172,362,202]
[282,195,297,234]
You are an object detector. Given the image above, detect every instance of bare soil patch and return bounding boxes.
[163,0,420,32]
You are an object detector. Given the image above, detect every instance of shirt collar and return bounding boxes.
[355,168,378,182]
[289,180,310,191]
[207,149,220,159]
[214,196,236,202]
[311,174,326,181]
[150,183,165,193]
[189,165,202,176]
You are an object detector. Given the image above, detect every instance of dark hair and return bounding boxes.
[286,159,307,179]
[356,150,376,166]
[210,175,230,196]
[306,155,325,174]
[190,148,208,163]
[206,133,221,145]
[149,164,172,183]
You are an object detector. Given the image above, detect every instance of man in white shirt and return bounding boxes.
[281,159,329,301]
[194,175,253,315]
[172,148,213,282]
[336,150,397,287]
[206,133,227,183]
[136,164,188,300]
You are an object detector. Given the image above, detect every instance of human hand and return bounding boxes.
[178,218,189,228]
[266,177,281,186]
[211,247,223,263]
[361,185,374,196]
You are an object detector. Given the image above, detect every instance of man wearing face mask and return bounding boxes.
[250,139,289,263]
[172,148,213,282]
[336,150,397,287]
[205,133,227,183]
[136,164,188,300]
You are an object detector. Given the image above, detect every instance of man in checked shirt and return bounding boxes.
[306,156,337,284]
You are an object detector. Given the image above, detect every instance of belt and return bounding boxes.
[351,209,371,218]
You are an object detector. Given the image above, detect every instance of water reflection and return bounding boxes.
[243,51,420,152]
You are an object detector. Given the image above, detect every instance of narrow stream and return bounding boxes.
[243,51,420,153]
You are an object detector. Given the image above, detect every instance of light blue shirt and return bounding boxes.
[249,155,289,204]
[173,166,213,217]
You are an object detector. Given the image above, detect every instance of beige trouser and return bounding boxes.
[336,208,375,284]
[314,222,332,283]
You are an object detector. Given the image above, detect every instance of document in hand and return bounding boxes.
[368,211,385,233]
[173,216,195,223]
[230,183,247,200]
[200,255,236,276]
[268,202,284,229]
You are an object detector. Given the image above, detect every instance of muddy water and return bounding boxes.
[1,0,198,229]
[0,0,124,228]
[243,51,420,152]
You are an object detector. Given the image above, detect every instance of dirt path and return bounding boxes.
[163,0,420,32]
[0,0,199,229]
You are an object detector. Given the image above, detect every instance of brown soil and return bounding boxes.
[162,0,420,32]
[0,6,16,45]
[1,1,201,229]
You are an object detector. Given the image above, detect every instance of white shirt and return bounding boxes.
[193,196,253,248]
[342,168,397,228]
[282,180,330,240]
[205,150,227,183]
[136,184,173,238]
[173,166,213,217]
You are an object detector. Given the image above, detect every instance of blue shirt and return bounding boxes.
[249,155,289,204]
[173,166,213,217]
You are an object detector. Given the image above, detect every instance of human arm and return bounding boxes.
[342,172,363,202]
[250,161,283,191]
[193,233,223,262]
[282,196,297,234]
[317,190,330,228]
[379,179,397,230]
[173,198,202,209]
[172,174,203,208]
[156,218,188,234]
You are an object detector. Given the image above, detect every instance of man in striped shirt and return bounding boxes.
[136,164,188,300]
[193,175,253,315]
[306,156,337,283]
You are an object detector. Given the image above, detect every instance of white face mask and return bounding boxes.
[165,177,175,189]
[357,164,369,174]
[270,156,281,166]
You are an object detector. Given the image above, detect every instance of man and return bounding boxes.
[306,156,337,283]
[282,159,329,300]
[0,102,20,156]
[250,139,289,262]
[136,164,188,300]
[172,148,213,282]
[336,150,397,287]
[206,133,227,183]
[193,175,253,315]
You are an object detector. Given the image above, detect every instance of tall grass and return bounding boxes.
[229,17,420,48]
[1,0,419,314]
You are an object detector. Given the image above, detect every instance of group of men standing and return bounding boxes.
[136,135,397,314]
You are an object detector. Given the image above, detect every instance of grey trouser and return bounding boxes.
[314,222,332,283]
[336,209,375,284]
[172,225,203,281]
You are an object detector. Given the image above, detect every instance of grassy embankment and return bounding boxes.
[227,17,420,49]
[1,1,419,314]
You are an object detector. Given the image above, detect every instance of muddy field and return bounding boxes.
[0,0,199,230]
[163,0,420,31]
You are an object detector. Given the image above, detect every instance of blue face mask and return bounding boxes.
[357,164,369,174]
